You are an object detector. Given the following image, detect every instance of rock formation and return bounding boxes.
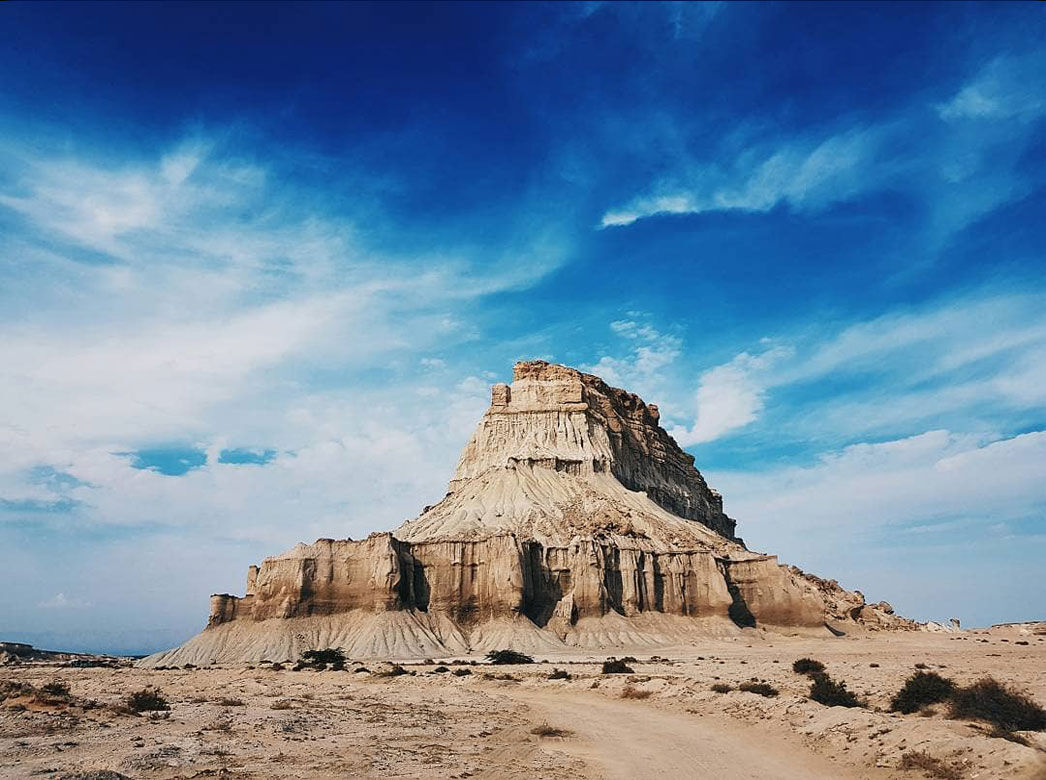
[143,361,909,666]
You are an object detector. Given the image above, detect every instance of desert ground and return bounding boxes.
[2,629,1044,780]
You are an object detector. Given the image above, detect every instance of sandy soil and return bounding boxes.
[1,630,1044,779]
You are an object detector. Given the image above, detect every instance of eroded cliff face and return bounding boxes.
[144,361,907,666]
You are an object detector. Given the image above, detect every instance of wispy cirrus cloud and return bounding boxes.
[601,51,1046,251]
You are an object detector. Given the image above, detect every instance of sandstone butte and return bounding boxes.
[142,361,915,666]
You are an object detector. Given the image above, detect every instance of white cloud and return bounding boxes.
[670,345,792,445]
[0,136,557,549]
[582,317,681,401]
[600,128,879,227]
[706,429,1046,624]
[937,52,1046,122]
[710,429,1046,556]
[663,289,1046,445]
[38,592,93,609]
[601,51,1046,248]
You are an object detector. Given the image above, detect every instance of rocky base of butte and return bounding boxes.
[144,361,912,666]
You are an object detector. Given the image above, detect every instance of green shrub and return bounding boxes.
[738,681,779,697]
[300,648,346,669]
[485,649,534,665]
[126,687,170,712]
[809,673,863,708]
[890,671,955,714]
[792,658,825,676]
[601,658,633,674]
[949,678,1046,732]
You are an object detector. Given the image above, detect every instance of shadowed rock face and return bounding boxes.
[145,361,909,665]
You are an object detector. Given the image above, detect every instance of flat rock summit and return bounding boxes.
[145,361,914,666]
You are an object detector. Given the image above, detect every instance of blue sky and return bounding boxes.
[1,2,1044,653]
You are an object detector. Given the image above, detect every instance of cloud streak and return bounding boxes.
[601,51,1046,253]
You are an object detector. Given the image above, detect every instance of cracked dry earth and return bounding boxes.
[2,631,1044,780]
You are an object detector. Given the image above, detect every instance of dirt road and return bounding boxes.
[496,687,885,780]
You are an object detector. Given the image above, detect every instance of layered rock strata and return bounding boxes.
[144,361,907,666]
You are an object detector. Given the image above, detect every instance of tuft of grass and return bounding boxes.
[948,677,1045,732]
[620,685,652,700]
[711,683,733,693]
[485,649,534,665]
[738,681,779,698]
[126,687,170,713]
[899,751,961,780]
[601,658,634,674]
[531,723,573,738]
[792,658,825,676]
[809,673,863,708]
[548,668,570,680]
[890,671,955,714]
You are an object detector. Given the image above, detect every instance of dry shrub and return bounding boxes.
[899,750,961,780]
[738,681,778,697]
[126,688,170,713]
[547,668,570,680]
[41,680,71,697]
[890,671,955,714]
[949,677,1045,732]
[486,649,534,665]
[530,723,573,738]
[218,697,245,707]
[620,685,652,700]
[809,673,863,708]
[270,699,293,710]
[792,658,825,676]
[711,683,733,693]
[602,658,633,674]
[451,667,471,677]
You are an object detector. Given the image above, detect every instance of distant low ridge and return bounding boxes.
[143,361,920,666]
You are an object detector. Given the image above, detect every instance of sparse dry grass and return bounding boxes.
[899,750,961,780]
[530,723,574,738]
[620,685,652,700]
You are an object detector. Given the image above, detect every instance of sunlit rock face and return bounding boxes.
[143,361,908,666]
